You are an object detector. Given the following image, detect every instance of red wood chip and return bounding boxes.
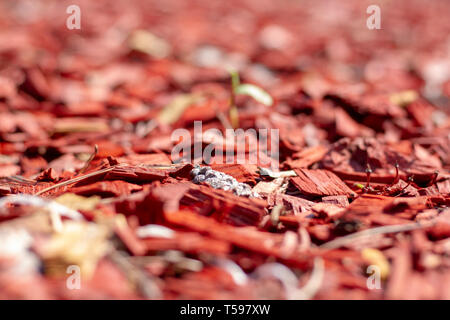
[291,169,356,197]
[70,181,143,197]
[0,0,449,301]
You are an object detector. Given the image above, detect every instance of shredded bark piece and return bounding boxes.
[291,169,356,197]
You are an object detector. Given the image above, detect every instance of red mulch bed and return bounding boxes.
[0,0,449,299]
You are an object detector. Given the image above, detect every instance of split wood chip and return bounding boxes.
[284,145,328,170]
[321,195,349,207]
[181,183,267,226]
[252,177,286,195]
[103,165,167,183]
[70,181,143,197]
[267,193,315,216]
[290,169,356,197]
[311,203,346,219]
[210,163,258,184]
[259,167,297,178]
[164,210,312,265]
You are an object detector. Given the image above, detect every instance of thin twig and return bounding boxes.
[142,119,158,138]
[139,164,180,169]
[216,110,233,129]
[320,221,435,250]
[394,175,414,197]
[35,166,116,196]
[78,144,98,175]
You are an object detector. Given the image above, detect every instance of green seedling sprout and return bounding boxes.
[228,70,273,129]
